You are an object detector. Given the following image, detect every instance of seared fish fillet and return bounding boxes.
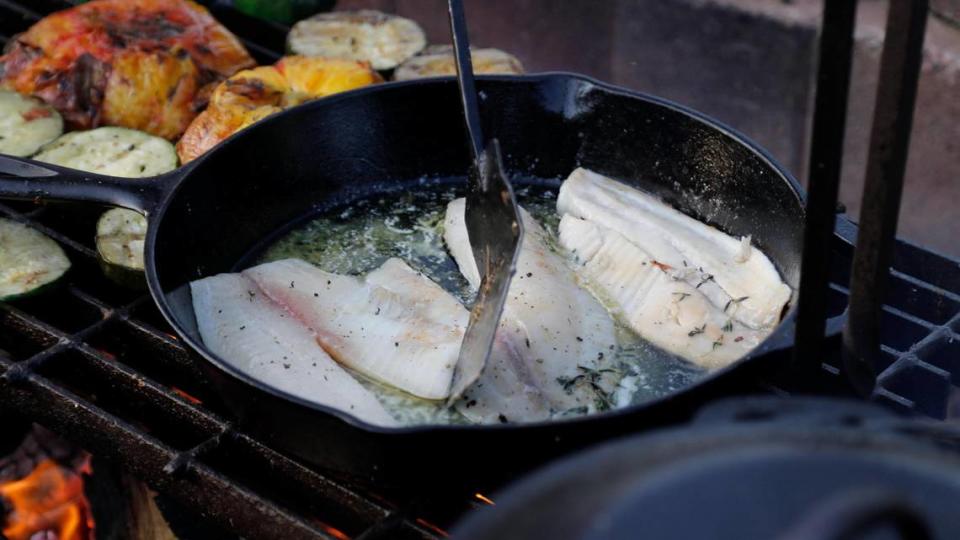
[559,216,765,370]
[190,273,396,427]
[444,199,620,421]
[245,258,465,400]
[557,168,791,330]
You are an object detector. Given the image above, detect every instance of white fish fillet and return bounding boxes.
[557,168,791,330]
[444,198,620,421]
[559,216,765,370]
[190,273,397,427]
[244,257,465,400]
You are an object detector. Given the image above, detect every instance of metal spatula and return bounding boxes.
[446,0,524,403]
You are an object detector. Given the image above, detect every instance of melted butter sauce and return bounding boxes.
[260,183,704,425]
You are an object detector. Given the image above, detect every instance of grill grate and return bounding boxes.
[824,220,960,419]
[2,0,960,538]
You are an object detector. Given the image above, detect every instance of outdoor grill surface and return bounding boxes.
[3,1,960,539]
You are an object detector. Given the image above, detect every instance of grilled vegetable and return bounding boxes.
[287,10,426,70]
[177,56,381,163]
[33,127,178,177]
[394,45,524,81]
[0,218,70,301]
[0,0,255,139]
[33,127,178,287]
[95,208,148,288]
[0,90,63,157]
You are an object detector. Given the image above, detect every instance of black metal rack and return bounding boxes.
[1,1,959,539]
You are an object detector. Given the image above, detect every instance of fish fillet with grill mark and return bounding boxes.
[443,198,620,421]
[244,257,467,400]
[190,272,397,427]
[557,168,791,330]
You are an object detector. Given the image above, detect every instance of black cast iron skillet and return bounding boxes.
[0,74,821,494]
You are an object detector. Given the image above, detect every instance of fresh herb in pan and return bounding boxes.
[724,296,750,312]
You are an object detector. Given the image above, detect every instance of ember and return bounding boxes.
[171,387,202,405]
[0,458,94,540]
[473,493,495,506]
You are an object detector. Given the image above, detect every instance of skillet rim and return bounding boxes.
[144,72,807,435]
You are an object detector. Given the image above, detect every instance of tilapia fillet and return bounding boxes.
[558,168,791,330]
[556,168,790,369]
[190,273,397,427]
[444,198,620,422]
[559,216,765,370]
[245,258,467,400]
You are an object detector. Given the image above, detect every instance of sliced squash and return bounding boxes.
[33,127,178,177]
[0,218,70,301]
[394,46,524,81]
[0,90,63,157]
[287,10,426,70]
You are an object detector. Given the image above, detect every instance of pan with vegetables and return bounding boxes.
[0,73,821,492]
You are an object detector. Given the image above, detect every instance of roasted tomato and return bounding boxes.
[0,0,255,139]
[177,56,380,163]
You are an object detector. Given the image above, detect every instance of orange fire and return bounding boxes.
[0,458,94,540]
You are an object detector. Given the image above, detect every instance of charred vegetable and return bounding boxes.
[0,90,63,157]
[95,208,148,288]
[394,45,524,81]
[33,127,178,177]
[177,56,381,163]
[0,218,70,301]
[0,0,255,139]
[287,10,426,70]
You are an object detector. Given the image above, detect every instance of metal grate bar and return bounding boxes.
[794,0,859,378]
[845,0,931,395]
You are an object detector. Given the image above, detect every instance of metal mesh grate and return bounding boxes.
[2,0,960,538]
[823,220,960,420]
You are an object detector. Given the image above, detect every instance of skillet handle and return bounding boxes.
[0,154,177,215]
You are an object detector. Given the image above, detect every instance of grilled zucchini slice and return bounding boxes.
[33,127,177,177]
[394,46,524,81]
[287,10,426,70]
[33,127,177,287]
[0,90,63,157]
[0,218,70,301]
[95,208,148,288]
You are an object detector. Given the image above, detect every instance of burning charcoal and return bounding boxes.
[1,426,94,538]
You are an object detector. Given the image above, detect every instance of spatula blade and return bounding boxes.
[448,139,524,403]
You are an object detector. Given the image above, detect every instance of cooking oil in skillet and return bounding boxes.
[260,182,705,425]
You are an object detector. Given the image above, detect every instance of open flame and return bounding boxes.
[0,458,94,540]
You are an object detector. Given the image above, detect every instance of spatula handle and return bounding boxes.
[448,0,484,162]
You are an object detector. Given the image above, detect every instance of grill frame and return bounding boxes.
[2,0,960,538]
